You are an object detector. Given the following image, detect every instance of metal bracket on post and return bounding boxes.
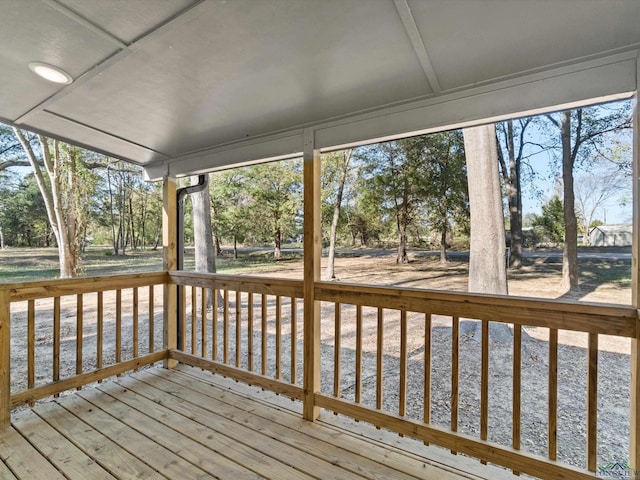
[176,174,208,351]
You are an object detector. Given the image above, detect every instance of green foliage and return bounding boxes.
[353,131,468,251]
[0,174,50,246]
[531,195,565,243]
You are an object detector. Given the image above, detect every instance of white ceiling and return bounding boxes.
[1,0,639,178]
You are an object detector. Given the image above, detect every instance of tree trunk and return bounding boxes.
[14,129,78,277]
[191,176,216,308]
[560,111,579,291]
[233,236,238,259]
[396,182,409,264]
[324,150,351,280]
[439,222,447,264]
[464,124,510,342]
[506,121,523,269]
[464,124,508,295]
[274,227,282,260]
[396,224,408,264]
[191,176,216,275]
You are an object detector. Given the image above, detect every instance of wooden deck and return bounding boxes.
[0,364,512,480]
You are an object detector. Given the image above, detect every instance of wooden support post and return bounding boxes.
[630,80,640,471]
[303,129,321,421]
[163,176,178,368]
[0,289,9,429]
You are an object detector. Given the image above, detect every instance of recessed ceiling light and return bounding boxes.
[28,62,73,85]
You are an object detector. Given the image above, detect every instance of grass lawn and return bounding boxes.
[0,245,631,305]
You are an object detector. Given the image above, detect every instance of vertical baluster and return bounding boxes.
[290,297,297,384]
[587,333,598,471]
[148,285,155,353]
[236,290,242,368]
[133,288,139,359]
[180,285,187,352]
[480,319,489,464]
[355,305,363,405]
[115,289,122,364]
[27,300,35,395]
[97,292,103,376]
[224,290,229,364]
[191,286,197,355]
[212,288,218,361]
[513,324,522,475]
[276,296,282,380]
[53,297,60,393]
[451,315,459,454]
[0,290,9,428]
[201,288,207,358]
[76,294,83,387]
[334,303,341,399]
[247,293,254,372]
[261,293,267,375]
[424,313,432,445]
[548,328,558,461]
[399,310,407,416]
[376,307,383,411]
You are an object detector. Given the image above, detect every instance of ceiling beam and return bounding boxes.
[393,0,441,94]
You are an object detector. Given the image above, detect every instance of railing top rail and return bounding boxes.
[169,271,304,297]
[2,271,168,302]
[316,281,638,337]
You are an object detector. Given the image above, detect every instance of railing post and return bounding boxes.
[163,175,178,369]
[0,289,10,429]
[630,75,639,471]
[303,129,321,421]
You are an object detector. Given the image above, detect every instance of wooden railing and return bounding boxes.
[0,272,168,418]
[0,270,637,479]
[168,271,305,400]
[314,281,637,480]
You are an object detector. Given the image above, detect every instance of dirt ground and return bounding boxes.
[7,251,632,473]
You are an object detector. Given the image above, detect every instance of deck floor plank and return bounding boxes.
[115,372,365,480]
[56,394,214,479]
[32,401,165,479]
[78,385,271,480]
[0,425,66,480]
[172,366,472,480]
[1,365,497,480]
[12,409,116,480]
[138,368,428,480]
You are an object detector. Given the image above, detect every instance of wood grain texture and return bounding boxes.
[315,282,636,337]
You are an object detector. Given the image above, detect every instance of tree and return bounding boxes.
[574,167,626,244]
[463,124,507,295]
[13,129,92,277]
[322,149,352,280]
[359,139,427,264]
[532,195,565,244]
[211,170,252,259]
[496,119,532,269]
[246,160,302,259]
[419,131,468,263]
[545,103,631,291]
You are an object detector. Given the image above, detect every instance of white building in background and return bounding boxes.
[588,224,632,247]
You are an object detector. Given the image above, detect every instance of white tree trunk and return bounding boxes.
[191,176,216,274]
[464,124,507,295]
